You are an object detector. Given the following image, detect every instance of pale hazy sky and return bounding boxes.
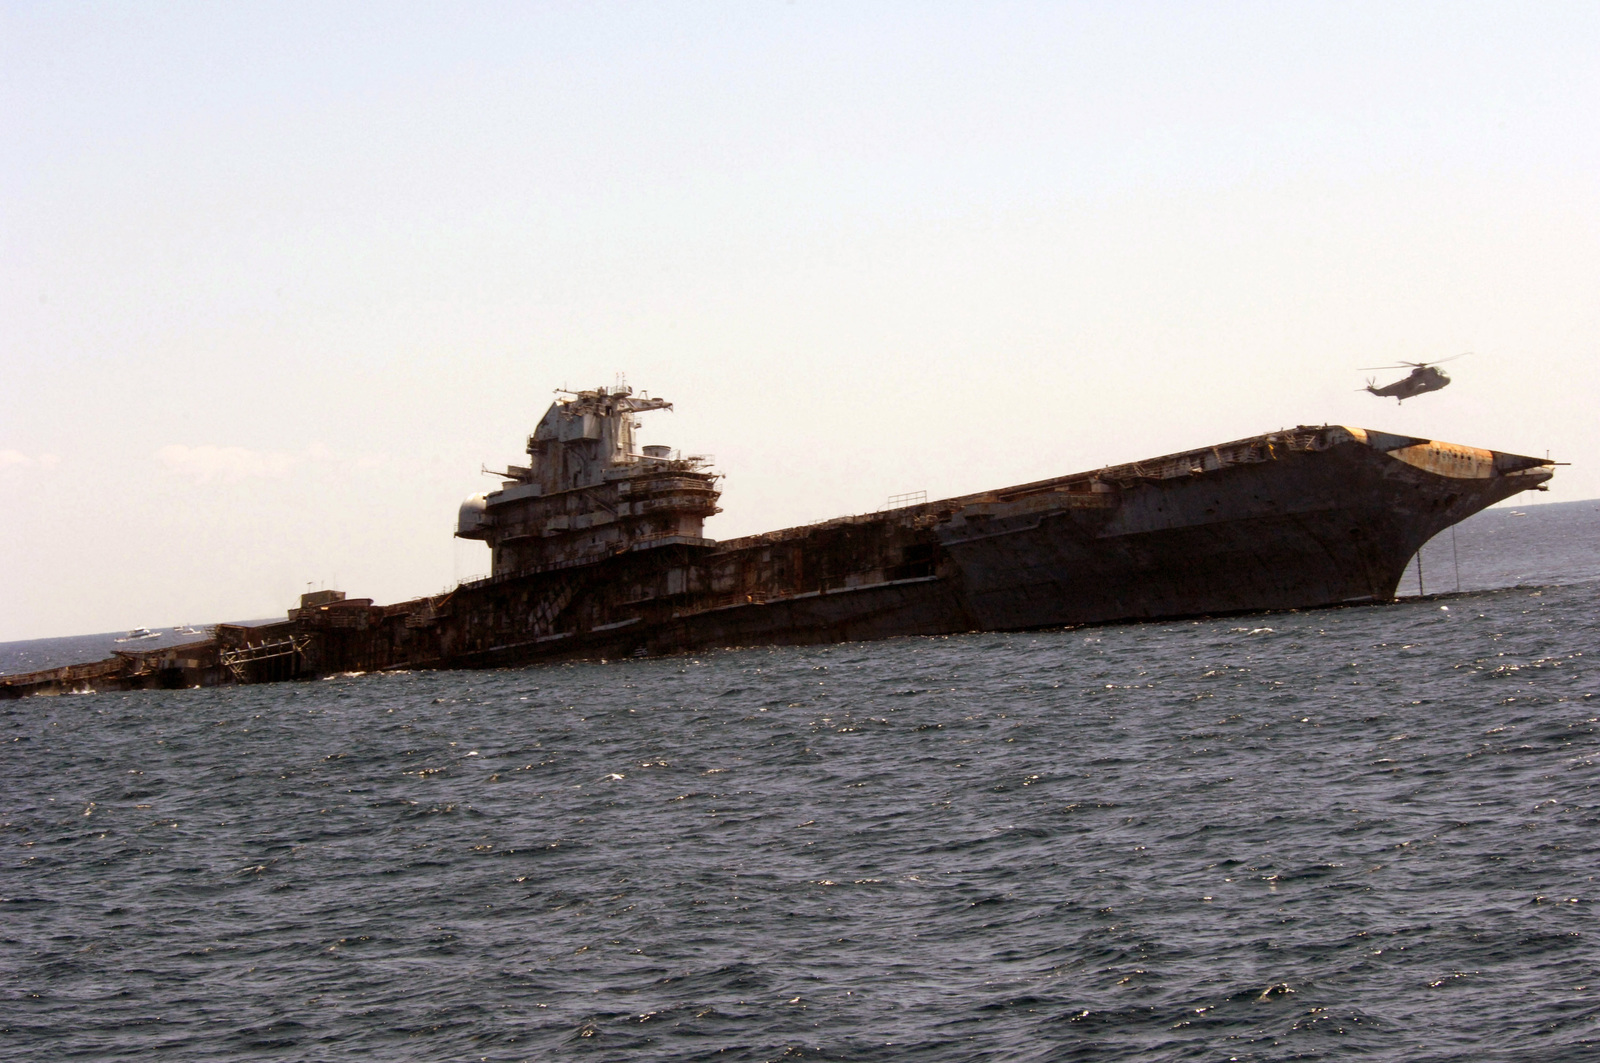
[3,2,1597,641]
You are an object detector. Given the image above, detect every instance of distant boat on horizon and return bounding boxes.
[114,628,161,642]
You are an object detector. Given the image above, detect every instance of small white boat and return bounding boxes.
[115,628,161,642]
[171,625,202,635]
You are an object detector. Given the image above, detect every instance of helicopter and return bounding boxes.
[1360,354,1469,403]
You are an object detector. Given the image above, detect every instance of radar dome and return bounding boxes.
[456,493,489,539]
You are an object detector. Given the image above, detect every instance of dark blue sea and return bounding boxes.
[4,500,1598,1061]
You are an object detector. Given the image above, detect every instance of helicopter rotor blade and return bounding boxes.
[1399,353,1473,368]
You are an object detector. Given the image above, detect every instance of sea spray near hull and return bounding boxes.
[0,396,1555,696]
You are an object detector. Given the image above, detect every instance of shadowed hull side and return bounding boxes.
[403,435,1550,667]
[427,567,974,669]
[941,439,1537,631]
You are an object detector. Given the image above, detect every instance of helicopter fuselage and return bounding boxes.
[1367,366,1450,403]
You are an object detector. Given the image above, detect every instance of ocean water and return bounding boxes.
[3,501,1598,1061]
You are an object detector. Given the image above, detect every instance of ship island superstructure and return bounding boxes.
[2,383,1558,698]
[456,385,721,577]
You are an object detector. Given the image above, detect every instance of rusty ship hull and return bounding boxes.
[0,410,1557,698]
[288,424,1553,679]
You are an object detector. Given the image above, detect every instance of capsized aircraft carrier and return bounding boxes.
[1,383,1556,697]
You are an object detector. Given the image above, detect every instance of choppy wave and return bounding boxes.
[4,576,1598,1060]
